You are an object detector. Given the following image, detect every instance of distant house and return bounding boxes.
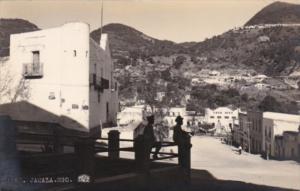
[0,22,119,135]
[209,70,221,77]
[155,92,166,102]
[257,35,270,43]
[254,74,268,82]
[254,83,270,90]
[163,107,186,127]
[191,78,204,86]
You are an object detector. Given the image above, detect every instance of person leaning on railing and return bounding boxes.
[173,116,193,167]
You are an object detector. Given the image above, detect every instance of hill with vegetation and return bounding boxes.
[0,19,39,57]
[245,1,300,26]
[1,1,300,114]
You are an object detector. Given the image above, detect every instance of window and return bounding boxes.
[82,105,89,110]
[72,104,79,109]
[23,51,43,78]
[224,116,229,119]
[106,102,109,121]
[48,92,55,100]
[73,50,77,57]
[210,116,215,119]
[33,51,40,65]
[217,116,222,119]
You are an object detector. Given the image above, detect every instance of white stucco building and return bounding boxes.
[163,107,187,127]
[262,112,300,158]
[205,107,239,134]
[0,22,119,135]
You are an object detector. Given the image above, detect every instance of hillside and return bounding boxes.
[187,25,300,76]
[90,23,184,59]
[0,19,39,57]
[1,1,300,114]
[245,1,300,26]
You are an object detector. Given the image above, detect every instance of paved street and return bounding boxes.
[191,136,300,190]
[100,128,300,190]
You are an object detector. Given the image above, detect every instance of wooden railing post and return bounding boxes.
[108,130,120,159]
[178,135,192,179]
[75,138,95,182]
[53,125,63,153]
[0,115,20,190]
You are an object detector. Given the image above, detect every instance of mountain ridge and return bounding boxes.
[0,18,39,57]
[245,1,300,26]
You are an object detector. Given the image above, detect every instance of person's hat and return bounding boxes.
[147,115,154,121]
[175,115,183,123]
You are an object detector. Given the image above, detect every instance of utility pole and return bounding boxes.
[100,0,104,41]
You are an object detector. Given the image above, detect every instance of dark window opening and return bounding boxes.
[106,102,109,121]
[72,104,79,109]
[82,105,89,110]
[23,51,43,78]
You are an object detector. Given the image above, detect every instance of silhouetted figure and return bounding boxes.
[152,122,163,159]
[173,116,190,145]
[173,116,192,168]
[134,115,155,172]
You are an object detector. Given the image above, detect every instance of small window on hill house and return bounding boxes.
[73,50,77,57]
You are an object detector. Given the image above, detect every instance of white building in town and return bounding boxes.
[163,107,187,127]
[254,83,270,90]
[205,107,239,134]
[262,112,300,158]
[0,22,119,134]
[117,105,144,127]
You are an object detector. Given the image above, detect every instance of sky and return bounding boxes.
[0,0,300,43]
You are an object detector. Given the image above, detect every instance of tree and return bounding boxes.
[258,95,282,112]
[0,62,30,104]
[173,55,186,69]
[241,93,249,102]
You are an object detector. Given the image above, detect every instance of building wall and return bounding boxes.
[89,35,118,128]
[262,118,274,157]
[274,136,284,159]
[282,132,299,160]
[5,23,90,132]
[205,107,238,132]
[247,111,263,154]
[263,112,300,159]
[1,22,118,132]
[233,112,249,149]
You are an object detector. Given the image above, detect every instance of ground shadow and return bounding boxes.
[190,169,296,191]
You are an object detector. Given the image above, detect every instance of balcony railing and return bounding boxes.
[90,74,110,92]
[23,63,43,79]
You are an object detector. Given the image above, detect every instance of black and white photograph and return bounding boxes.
[0,0,300,190]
